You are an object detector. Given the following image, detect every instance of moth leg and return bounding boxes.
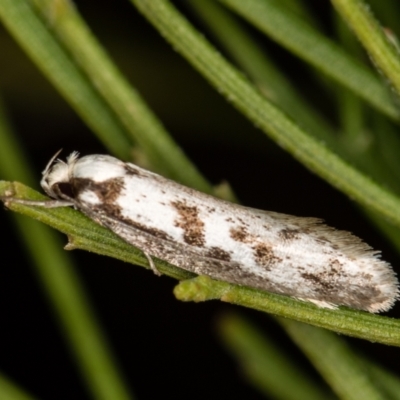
[1,195,74,209]
[144,251,161,276]
[297,297,337,310]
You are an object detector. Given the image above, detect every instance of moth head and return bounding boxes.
[40,150,80,200]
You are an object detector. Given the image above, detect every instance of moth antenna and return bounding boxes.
[42,149,63,175]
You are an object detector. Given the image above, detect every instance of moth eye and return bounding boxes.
[55,182,74,199]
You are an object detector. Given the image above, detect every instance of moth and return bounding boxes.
[3,152,399,312]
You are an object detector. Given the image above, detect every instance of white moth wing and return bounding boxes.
[65,155,398,312]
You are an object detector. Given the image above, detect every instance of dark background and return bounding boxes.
[0,1,399,399]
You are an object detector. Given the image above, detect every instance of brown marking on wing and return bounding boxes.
[278,228,301,240]
[171,200,205,247]
[300,272,337,293]
[230,226,249,242]
[72,177,125,203]
[123,220,173,241]
[124,164,144,177]
[252,243,281,269]
[205,246,232,261]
